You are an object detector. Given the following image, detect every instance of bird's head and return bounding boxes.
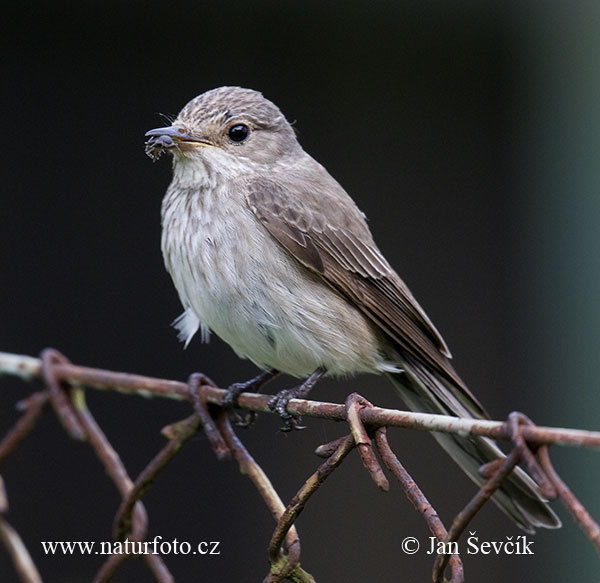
[145,86,300,175]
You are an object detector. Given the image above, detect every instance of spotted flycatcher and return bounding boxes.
[145,86,559,532]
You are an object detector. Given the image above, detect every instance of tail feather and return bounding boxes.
[385,364,561,532]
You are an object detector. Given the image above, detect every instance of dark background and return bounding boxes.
[2,2,600,581]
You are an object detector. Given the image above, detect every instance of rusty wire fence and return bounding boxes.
[1,349,599,582]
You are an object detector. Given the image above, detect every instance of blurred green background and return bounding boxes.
[2,1,599,581]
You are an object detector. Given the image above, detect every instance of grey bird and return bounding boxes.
[145,86,560,532]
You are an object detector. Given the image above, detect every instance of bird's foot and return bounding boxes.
[268,367,326,431]
[223,369,279,427]
[268,387,307,431]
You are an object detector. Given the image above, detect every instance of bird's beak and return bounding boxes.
[145,126,213,161]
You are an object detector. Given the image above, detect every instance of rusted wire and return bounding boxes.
[215,412,316,582]
[187,373,231,461]
[2,350,600,582]
[506,412,556,498]
[537,445,600,553]
[0,475,7,514]
[40,348,85,440]
[3,351,599,449]
[0,519,43,583]
[267,433,355,581]
[113,413,202,541]
[92,553,129,583]
[0,391,49,464]
[145,554,176,583]
[374,427,464,583]
[432,448,521,583]
[0,476,43,583]
[345,393,389,491]
[0,390,50,582]
[41,351,173,583]
[314,435,349,458]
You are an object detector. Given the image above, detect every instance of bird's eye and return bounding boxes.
[228,124,250,143]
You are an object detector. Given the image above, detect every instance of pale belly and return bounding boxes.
[162,189,394,378]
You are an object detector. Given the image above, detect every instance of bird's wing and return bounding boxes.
[245,175,485,414]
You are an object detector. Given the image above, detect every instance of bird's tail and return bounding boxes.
[385,361,561,532]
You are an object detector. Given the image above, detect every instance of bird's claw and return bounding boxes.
[222,382,257,428]
[229,409,258,428]
[222,382,246,408]
[268,388,306,431]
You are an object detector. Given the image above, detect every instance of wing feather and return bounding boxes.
[246,175,484,412]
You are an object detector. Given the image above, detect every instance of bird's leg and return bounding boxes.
[223,368,279,426]
[268,366,327,431]
[224,368,280,405]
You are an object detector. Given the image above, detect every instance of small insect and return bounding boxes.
[145,133,175,162]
